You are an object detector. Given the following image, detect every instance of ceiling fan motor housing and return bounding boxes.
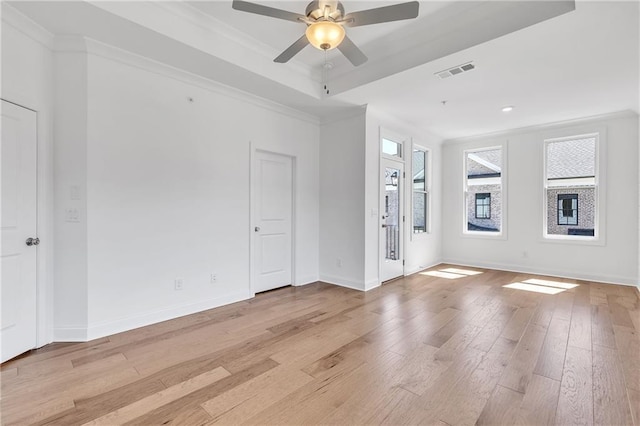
[231,0,420,66]
[305,1,345,21]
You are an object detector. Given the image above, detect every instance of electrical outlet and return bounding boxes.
[336,259,342,267]
[210,273,217,284]
[174,278,184,290]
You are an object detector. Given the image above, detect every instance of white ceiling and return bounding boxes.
[337,1,640,138]
[7,0,639,140]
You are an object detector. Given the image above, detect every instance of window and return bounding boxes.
[475,193,491,219]
[545,134,597,238]
[412,148,428,233]
[557,194,578,225]
[382,138,402,158]
[464,147,502,234]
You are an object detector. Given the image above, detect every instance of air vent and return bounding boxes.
[436,62,475,79]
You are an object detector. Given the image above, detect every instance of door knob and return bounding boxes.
[26,237,40,246]
[381,224,387,228]
[254,227,260,232]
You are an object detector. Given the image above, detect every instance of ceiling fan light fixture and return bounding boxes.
[305,21,345,51]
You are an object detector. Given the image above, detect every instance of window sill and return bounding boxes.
[411,231,431,241]
[541,234,605,246]
[462,231,507,241]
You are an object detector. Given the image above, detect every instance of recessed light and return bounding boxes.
[502,106,514,112]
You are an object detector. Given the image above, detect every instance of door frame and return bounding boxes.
[378,128,407,283]
[2,98,53,349]
[249,143,297,295]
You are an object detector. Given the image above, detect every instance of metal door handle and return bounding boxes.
[26,237,40,246]
[254,227,260,232]
[381,224,387,228]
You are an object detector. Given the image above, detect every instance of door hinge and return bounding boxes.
[403,215,405,222]
[402,260,405,266]
[403,171,405,178]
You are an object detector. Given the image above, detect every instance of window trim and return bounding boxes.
[475,193,491,219]
[542,131,603,243]
[411,145,431,237]
[557,193,578,226]
[462,144,507,239]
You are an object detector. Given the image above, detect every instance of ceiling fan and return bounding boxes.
[231,0,420,66]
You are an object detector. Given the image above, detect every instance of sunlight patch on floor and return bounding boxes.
[522,278,579,289]
[440,268,483,276]
[420,267,483,280]
[503,282,565,295]
[420,271,466,279]
[503,276,580,294]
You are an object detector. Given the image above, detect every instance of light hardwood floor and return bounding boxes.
[1,265,639,425]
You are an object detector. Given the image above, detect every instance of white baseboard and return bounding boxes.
[54,290,252,342]
[319,274,365,291]
[86,290,253,341]
[404,260,443,276]
[295,275,319,286]
[442,258,637,287]
[364,279,381,291]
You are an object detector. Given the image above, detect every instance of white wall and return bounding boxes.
[49,39,320,340]
[52,47,90,339]
[319,110,367,290]
[442,112,639,286]
[1,6,55,345]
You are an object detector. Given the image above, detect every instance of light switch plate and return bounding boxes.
[70,185,81,200]
[65,208,80,223]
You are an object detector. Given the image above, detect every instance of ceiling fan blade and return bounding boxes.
[274,35,309,63]
[232,0,305,23]
[343,1,419,27]
[338,35,368,66]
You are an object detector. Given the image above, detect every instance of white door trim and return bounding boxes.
[249,143,296,295]
[2,98,53,349]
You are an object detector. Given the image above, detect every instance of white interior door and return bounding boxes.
[1,100,38,363]
[380,158,404,282]
[253,151,293,293]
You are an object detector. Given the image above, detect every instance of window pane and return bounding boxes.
[549,191,589,232]
[413,191,427,233]
[546,137,596,180]
[412,149,426,191]
[382,138,401,157]
[545,135,597,237]
[384,167,400,260]
[475,193,491,219]
[466,149,501,233]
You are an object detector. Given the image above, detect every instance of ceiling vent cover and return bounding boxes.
[436,62,475,79]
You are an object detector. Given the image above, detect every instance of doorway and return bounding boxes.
[380,157,404,282]
[1,100,38,363]
[252,150,294,293]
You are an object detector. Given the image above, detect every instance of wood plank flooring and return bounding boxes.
[1,265,639,425]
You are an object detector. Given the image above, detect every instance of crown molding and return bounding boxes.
[367,105,445,145]
[319,104,367,126]
[86,0,317,98]
[152,1,314,80]
[60,35,319,125]
[1,3,54,49]
[53,35,89,53]
[444,110,638,145]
